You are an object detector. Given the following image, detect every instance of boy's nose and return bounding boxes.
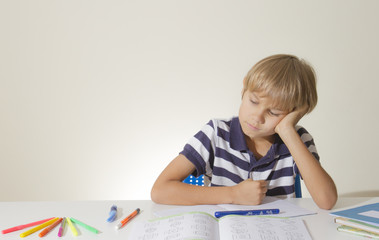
[252,111,265,124]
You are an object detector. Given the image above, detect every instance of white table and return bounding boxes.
[0,197,377,239]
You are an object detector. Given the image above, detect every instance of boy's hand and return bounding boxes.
[231,179,267,205]
[275,105,308,135]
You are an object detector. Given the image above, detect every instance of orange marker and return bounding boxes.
[39,218,62,237]
[115,208,140,229]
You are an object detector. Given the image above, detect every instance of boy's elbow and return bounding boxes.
[316,190,338,210]
[318,197,337,210]
[150,185,162,204]
[151,183,171,204]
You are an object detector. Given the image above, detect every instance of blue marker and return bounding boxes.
[107,205,117,222]
[215,208,280,218]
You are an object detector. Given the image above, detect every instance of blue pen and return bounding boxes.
[215,208,280,218]
[107,205,118,222]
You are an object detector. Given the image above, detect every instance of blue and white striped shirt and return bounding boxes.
[180,117,319,198]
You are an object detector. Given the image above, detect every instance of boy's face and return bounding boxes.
[239,90,288,142]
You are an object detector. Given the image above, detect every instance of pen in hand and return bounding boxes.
[116,208,140,230]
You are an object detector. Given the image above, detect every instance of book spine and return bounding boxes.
[337,226,379,239]
[335,217,379,235]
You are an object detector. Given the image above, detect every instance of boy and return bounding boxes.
[151,54,337,210]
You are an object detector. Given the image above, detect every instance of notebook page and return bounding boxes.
[218,216,312,240]
[129,212,219,240]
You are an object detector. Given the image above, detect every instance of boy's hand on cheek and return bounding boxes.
[275,106,308,135]
[231,179,267,205]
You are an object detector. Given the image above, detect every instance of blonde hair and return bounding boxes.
[243,54,318,113]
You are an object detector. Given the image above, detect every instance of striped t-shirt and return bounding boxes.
[180,117,319,198]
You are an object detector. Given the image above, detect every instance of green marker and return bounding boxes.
[70,218,99,234]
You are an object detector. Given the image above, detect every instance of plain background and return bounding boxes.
[1,0,378,202]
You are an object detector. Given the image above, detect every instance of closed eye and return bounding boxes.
[268,111,280,117]
[250,99,258,104]
[269,109,287,117]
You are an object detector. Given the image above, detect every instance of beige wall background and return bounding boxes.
[1,0,378,201]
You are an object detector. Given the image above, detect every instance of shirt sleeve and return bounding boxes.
[179,120,216,177]
[294,126,320,176]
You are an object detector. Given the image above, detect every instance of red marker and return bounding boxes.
[115,208,140,229]
[2,218,54,234]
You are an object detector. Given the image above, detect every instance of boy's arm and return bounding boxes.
[275,108,338,210]
[150,154,267,205]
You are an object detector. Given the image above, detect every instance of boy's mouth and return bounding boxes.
[247,122,260,131]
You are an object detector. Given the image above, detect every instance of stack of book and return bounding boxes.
[331,202,379,239]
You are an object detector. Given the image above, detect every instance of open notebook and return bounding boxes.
[130,211,312,240]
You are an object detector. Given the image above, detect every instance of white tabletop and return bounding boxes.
[0,197,377,240]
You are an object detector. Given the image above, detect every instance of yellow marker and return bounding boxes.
[20,217,59,238]
[66,217,78,236]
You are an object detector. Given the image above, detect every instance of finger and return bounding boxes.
[256,180,267,187]
[261,182,268,194]
[260,186,268,195]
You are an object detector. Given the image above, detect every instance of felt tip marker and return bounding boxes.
[2,217,54,234]
[39,218,62,237]
[66,217,78,236]
[20,218,59,238]
[215,208,280,218]
[116,208,140,230]
[107,205,117,222]
[58,217,66,237]
[70,218,99,234]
